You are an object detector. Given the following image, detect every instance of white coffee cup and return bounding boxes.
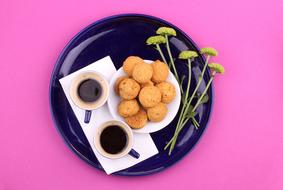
[94,120,140,159]
[70,71,109,123]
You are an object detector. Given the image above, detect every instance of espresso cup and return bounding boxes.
[94,120,140,159]
[70,71,109,123]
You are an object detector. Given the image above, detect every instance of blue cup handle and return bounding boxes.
[128,149,140,159]
[84,110,92,123]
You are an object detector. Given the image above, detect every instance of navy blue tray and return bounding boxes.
[49,14,213,176]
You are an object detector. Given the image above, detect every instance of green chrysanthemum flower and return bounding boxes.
[146,35,166,45]
[156,27,176,36]
[208,63,225,74]
[200,47,218,56]
[179,51,198,59]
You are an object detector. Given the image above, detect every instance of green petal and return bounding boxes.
[179,50,198,59]
[208,63,225,74]
[200,47,218,56]
[146,35,166,45]
[156,27,176,36]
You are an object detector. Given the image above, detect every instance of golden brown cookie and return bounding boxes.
[119,78,140,100]
[125,109,148,129]
[147,103,168,122]
[114,76,128,95]
[156,82,176,103]
[132,63,153,83]
[139,86,161,108]
[140,80,154,88]
[122,56,144,76]
[118,99,140,117]
[151,60,169,83]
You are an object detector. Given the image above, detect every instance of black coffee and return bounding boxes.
[100,125,127,154]
[78,79,102,102]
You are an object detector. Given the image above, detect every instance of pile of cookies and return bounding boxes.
[115,56,176,129]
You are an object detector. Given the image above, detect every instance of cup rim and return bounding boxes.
[94,120,133,159]
[70,71,109,110]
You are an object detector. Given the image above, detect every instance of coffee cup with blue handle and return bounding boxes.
[70,71,109,123]
[94,120,140,159]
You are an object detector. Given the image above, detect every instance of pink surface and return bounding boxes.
[0,0,283,189]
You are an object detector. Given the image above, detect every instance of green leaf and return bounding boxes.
[199,94,209,104]
[186,105,197,118]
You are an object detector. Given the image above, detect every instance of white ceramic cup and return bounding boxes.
[69,71,109,123]
[94,120,140,159]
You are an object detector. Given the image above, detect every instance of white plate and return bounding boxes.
[107,60,181,133]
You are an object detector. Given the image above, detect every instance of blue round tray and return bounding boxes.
[49,14,213,176]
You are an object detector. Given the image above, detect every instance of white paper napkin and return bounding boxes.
[59,56,159,174]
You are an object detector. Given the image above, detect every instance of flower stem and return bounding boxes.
[165,35,179,83]
[156,44,168,65]
[178,55,210,126]
[192,117,200,128]
[168,76,214,150]
[186,55,210,107]
[164,59,192,151]
[186,59,192,97]
[180,75,186,97]
[166,56,211,154]
[192,74,214,112]
[165,59,191,151]
[164,112,200,151]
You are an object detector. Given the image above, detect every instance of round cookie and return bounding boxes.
[156,82,176,103]
[123,56,144,76]
[132,63,153,83]
[125,109,148,129]
[119,78,140,100]
[151,60,169,83]
[139,86,161,108]
[118,99,139,117]
[114,76,128,95]
[140,80,154,88]
[147,103,168,122]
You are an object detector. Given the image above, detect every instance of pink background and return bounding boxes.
[0,0,283,189]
